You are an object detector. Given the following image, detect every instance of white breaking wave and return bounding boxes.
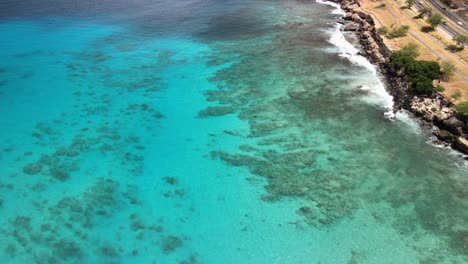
[395,110,422,134]
[315,1,395,118]
[315,0,345,15]
[315,0,395,118]
[327,23,395,119]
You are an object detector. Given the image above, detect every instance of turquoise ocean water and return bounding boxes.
[0,0,467,263]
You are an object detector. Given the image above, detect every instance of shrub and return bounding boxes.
[389,43,419,68]
[377,26,389,35]
[426,13,443,28]
[410,75,435,95]
[415,7,432,19]
[406,0,416,8]
[408,60,441,80]
[390,44,441,95]
[453,35,468,47]
[387,25,410,39]
[376,3,386,8]
[440,61,456,81]
[455,102,468,117]
[448,44,464,52]
[452,90,462,100]
[436,85,445,92]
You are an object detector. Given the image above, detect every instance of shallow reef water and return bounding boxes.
[1,0,468,263]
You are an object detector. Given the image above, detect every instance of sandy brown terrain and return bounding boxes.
[358,0,468,102]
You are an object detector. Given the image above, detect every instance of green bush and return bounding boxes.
[436,85,445,92]
[389,43,419,68]
[426,13,443,28]
[377,26,389,35]
[440,61,456,81]
[390,44,441,95]
[455,102,468,117]
[406,0,416,8]
[387,25,410,39]
[452,90,462,100]
[408,60,441,79]
[410,75,435,95]
[448,44,464,52]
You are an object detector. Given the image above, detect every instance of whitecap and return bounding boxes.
[327,24,395,119]
[315,0,345,15]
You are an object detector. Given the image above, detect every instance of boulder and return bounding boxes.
[362,21,374,31]
[434,130,454,142]
[343,12,354,20]
[433,111,451,121]
[343,24,358,31]
[361,31,372,39]
[453,137,468,154]
[349,4,359,10]
[442,116,464,135]
[355,10,369,20]
[351,13,364,24]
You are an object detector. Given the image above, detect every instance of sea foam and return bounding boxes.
[316,0,395,118]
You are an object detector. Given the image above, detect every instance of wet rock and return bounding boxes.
[350,13,364,24]
[343,24,358,32]
[23,163,42,175]
[434,130,454,142]
[454,137,468,154]
[442,117,464,136]
[287,89,308,99]
[343,12,353,20]
[352,10,369,20]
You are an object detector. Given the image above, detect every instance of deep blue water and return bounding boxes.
[1,1,467,263]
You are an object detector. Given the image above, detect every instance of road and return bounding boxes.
[419,0,468,35]
[362,0,468,82]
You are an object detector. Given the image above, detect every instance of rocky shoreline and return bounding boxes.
[332,0,468,155]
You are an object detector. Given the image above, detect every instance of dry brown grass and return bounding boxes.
[359,0,468,102]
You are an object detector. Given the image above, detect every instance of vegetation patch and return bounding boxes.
[455,102,468,118]
[390,43,441,95]
[386,25,410,39]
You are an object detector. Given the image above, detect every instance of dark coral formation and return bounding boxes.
[23,163,42,175]
[198,106,235,118]
[196,2,468,261]
[0,32,198,263]
[160,235,184,254]
[212,150,357,225]
[162,176,179,186]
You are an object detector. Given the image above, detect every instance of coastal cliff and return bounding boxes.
[332,0,468,155]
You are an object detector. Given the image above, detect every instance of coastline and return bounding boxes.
[327,0,468,156]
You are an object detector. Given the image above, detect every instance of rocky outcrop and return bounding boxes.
[410,95,455,122]
[440,116,466,136]
[434,130,454,142]
[342,12,384,64]
[454,137,468,153]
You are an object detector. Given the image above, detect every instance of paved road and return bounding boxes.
[419,0,468,34]
[368,0,468,82]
